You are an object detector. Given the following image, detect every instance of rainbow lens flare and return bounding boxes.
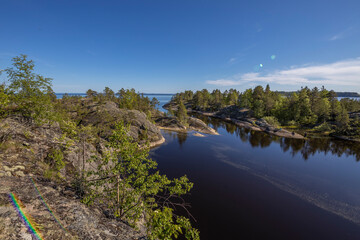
[271,55,276,60]
[30,177,69,234]
[9,192,43,240]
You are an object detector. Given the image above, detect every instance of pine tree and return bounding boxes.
[336,105,349,131]
[177,101,188,125]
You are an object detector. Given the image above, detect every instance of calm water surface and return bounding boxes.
[150,115,360,240]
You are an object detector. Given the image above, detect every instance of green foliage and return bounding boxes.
[225,88,239,106]
[314,122,333,132]
[0,84,9,117]
[102,87,115,101]
[23,130,31,139]
[115,88,159,120]
[210,89,224,110]
[167,108,175,117]
[176,101,188,125]
[86,89,98,98]
[44,148,65,182]
[48,148,65,171]
[60,120,79,139]
[173,85,358,135]
[5,54,54,121]
[149,207,200,240]
[336,105,350,131]
[84,122,198,239]
[286,120,299,127]
[263,116,280,127]
[192,89,211,111]
[150,97,160,109]
[340,98,360,112]
[239,89,253,109]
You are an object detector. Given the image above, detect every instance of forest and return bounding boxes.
[171,86,360,138]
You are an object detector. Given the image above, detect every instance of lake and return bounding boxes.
[55,93,360,238]
[151,114,360,240]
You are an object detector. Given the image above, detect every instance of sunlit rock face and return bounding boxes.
[80,101,164,146]
[0,176,144,240]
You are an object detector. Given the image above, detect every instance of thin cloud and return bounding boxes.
[207,58,360,87]
[228,57,237,63]
[329,34,343,41]
[329,27,354,41]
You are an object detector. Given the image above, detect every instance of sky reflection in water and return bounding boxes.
[151,115,360,239]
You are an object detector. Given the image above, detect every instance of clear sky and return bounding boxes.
[1,0,359,93]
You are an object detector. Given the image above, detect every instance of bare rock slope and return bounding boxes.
[0,176,144,240]
[0,115,146,239]
[80,101,165,147]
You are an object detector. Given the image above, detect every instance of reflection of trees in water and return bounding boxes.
[164,130,178,142]
[191,113,360,161]
[248,132,360,161]
[177,132,188,147]
[280,138,305,157]
[235,127,250,142]
[272,136,360,161]
[225,123,237,134]
[248,131,272,148]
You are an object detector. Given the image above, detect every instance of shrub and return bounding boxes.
[286,120,299,127]
[314,122,333,132]
[263,116,280,127]
[84,122,199,240]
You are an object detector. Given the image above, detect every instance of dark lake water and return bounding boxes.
[150,115,360,240]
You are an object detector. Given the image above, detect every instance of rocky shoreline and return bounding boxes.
[191,110,304,139]
[154,115,219,136]
[163,102,304,140]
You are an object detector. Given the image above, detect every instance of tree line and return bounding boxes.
[172,85,360,135]
[85,87,160,114]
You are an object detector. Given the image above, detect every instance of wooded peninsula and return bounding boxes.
[166,86,360,141]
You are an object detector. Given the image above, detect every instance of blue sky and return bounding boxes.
[1,0,359,93]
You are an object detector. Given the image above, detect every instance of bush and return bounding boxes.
[263,116,280,127]
[84,122,199,239]
[47,148,65,171]
[286,120,299,127]
[314,122,333,132]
